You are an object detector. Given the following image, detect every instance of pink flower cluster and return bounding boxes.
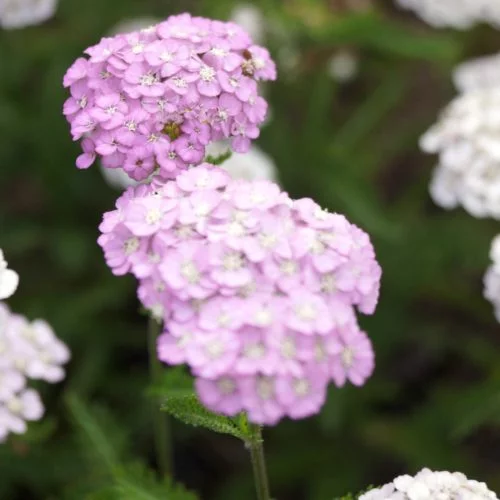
[0,303,70,442]
[98,164,381,425]
[63,13,276,182]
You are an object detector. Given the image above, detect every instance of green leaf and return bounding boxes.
[161,393,247,440]
[112,463,197,500]
[65,393,122,473]
[67,395,196,499]
[204,149,232,165]
[309,12,460,62]
[147,367,194,399]
[331,72,407,154]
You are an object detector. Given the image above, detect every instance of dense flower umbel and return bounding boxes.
[359,468,498,500]
[422,89,500,219]
[98,164,381,424]
[0,303,70,441]
[63,13,276,182]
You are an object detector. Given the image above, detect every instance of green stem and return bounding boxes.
[248,423,271,500]
[147,316,172,477]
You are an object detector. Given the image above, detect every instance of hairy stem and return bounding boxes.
[248,423,271,500]
[147,316,172,477]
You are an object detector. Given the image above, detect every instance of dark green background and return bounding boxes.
[2,0,500,498]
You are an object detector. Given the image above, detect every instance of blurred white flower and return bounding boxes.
[206,142,278,182]
[0,303,70,442]
[484,234,500,322]
[453,52,500,93]
[0,250,19,300]
[360,468,497,500]
[327,50,359,83]
[108,17,160,36]
[230,4,264,44]
[0,0,57,29]
[277,45,300,77]
[421,89,500,219]
[395,0,500,29]
[100,164,138,191]
[1,389,44,437]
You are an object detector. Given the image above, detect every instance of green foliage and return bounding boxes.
[147,367,194,399]
[66,394,196,499]
[161,393,248,441]
[333,485,375,500]
[66,393,123,472]
[109,463,198,500]
[204,149,233,166]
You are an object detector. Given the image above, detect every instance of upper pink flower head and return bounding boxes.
[63,13,276,182]
[98,164,382,425]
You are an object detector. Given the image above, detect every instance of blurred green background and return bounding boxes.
[2,0,500,498]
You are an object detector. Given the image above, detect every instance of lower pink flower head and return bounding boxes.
[63,13,276,182]
[98,164,382,425]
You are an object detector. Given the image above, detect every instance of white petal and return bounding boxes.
[0,269,19,300]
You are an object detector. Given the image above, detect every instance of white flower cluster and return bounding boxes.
[484,235,500,322]
[0,303,70,441]
[0,250,19,300]
[421,88,500,219]
[360,468,498,500]
[395,0,500,29]
[453,53,500,94]
[0,249,70,441]
[0,0,57,29]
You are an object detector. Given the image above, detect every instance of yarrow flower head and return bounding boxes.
[98,164,382,425]
[395,0,500,29]
[0,250,19,300]
[359,468,498,500]
[0,303,70,442]
[421,89,500,219]
[63,13,276,183]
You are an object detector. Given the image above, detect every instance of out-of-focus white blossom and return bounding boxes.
[230,4,264,44]
[0,0,57,29]
[277,45,300,77]
[0,389,44,438]
[0,303,70,442]
[453,53,500,93]
[395,0,500,29]
[327,50,359,83]
[421,89,500,219]
[100,164,139,191]
[206,142,278,182]
[108,17,160,36]
[0,250,19,300]
[360,468,497,500]
[484,235,500,322]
